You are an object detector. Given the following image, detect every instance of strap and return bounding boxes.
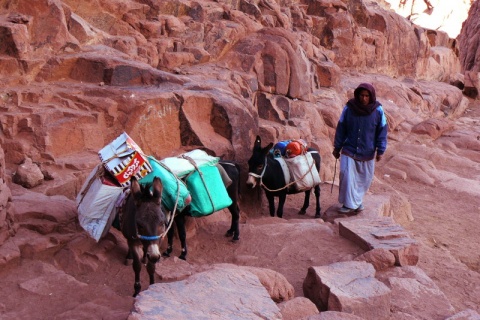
[182,155,216,213]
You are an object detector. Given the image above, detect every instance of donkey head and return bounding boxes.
[126,176,167,263]
[247,135,273,188]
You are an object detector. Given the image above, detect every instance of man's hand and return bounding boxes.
[332,149,340,159]
[376,154,383,162]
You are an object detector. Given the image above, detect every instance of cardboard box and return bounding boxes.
[98,132,152,187]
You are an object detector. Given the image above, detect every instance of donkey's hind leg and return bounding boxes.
[162,222,175,257]
[124,248,133,266]
[225,202,240,242]
[175,214,188,260]
[314,184,321,218]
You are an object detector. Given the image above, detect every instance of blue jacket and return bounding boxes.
[334,105,388,161]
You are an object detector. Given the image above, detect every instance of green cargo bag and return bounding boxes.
[185,164,232,217]
[139,156,191,212]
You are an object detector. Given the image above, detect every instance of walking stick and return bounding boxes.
[331,158,337,193]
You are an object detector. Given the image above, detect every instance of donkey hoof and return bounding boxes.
[179,254,187,261]
[231,237,240,243]
[298,209,306,215]
[225,230,234,237]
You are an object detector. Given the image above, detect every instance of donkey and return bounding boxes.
[246,135,321,218]
[162,160,241,260]
[121,176,167,297]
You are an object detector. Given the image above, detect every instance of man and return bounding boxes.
[332,83,388,213]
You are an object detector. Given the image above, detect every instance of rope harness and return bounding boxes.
[248,153,317,193]
[182,155,216,212]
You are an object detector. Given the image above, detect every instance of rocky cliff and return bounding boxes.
[0,0,479,318]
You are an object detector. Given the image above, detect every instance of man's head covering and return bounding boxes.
[347,82,381,116]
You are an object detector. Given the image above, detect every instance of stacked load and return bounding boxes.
[76,132,155,242]
[152,150,232,217]
[76,132,231,241]
[272,139,321,192]
[139,156,191,213]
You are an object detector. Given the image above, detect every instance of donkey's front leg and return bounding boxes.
[146,260,156,285]
[266,192,276,217]
[130,244,143,297]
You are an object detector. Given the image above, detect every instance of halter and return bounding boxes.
[249,152,317,193]
[248,157,268,180]
[137,234,162,241]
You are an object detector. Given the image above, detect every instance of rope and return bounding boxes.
[259,153,316,193]
[182,155,216,212]
[148,157,183,240]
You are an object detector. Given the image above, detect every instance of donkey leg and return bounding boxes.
[266,193,276,217]
[124,248,133,266]
[277,193,287,218]
[146,260,156,285]
[176,214,188,260]
[162,222,175,257]
[130,245,143,297]
[314,184,322,218]
[298,190,311,215]
[226,203,240,242]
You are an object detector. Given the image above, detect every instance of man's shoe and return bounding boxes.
[338,206,354,213]
[355,204,365,212]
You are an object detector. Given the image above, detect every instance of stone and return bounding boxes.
[339,217,419,266]
[12,158,44,189]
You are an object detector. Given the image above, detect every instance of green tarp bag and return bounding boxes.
[139,156,191,212]
[185,164,232,217]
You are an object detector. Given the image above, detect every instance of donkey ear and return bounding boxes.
[254,135,262,149]
[263,142,274,155]
[130,176,141,194]
[152,177,163,204]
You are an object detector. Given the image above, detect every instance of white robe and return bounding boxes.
[338,154,375,209]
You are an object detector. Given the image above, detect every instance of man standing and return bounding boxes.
[332,83,388,213]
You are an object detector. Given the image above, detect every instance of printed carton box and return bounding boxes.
[98,132,152,187]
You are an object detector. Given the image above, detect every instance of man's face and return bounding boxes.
[359,89,370,106]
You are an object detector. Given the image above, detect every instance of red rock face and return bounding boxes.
[459,0,480,72]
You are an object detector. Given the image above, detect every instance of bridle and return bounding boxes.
[137,234,162,241]
[248,157,268,180]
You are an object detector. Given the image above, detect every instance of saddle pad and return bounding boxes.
[186,164,232,217]
[274,157,291,186]
[139,156,192,212]
[284,152,321,192]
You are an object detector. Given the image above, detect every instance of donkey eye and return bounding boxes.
[257,164,264,171]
